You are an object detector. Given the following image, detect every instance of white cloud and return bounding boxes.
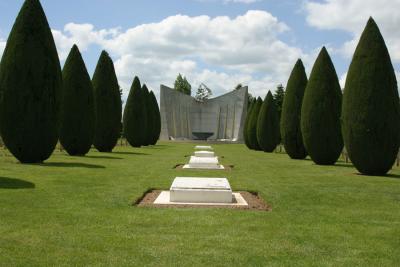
[224,0,260,3]
[305,0,400,62]
[52,10,307,99]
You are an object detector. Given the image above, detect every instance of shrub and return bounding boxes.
[149,91,161,145]
[301,47,343,165]
[59,45,95,156]
[281,59,308,159]
[247,97,263,150]
[123,76,144,147]
[342,18,400,175]
[257,91,280,152]
[92,51,122,152]
[0,0,62,163]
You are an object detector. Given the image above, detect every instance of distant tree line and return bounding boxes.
[0,0,161,163]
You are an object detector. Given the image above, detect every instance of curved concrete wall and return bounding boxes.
[160,85,248,141]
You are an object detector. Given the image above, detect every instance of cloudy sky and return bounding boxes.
[0,0,399,101]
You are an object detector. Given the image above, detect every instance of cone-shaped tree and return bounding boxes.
[342,18,400,175]
[301,47,343,165]
[59,45,95,156]
[142,84,152,146]
[244,100,255,149]
[281,59,308,159]
[247,97,263,150]
[123,76,145,147]
[92,51,122,152]
[257,91,280,152]
[149,91,161,145]
[0,0,62,163]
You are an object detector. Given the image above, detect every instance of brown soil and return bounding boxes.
[135,190,271,211]
[173,164,234,171]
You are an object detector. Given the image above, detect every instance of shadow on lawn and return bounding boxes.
[36,162,105,169]
[112,152,149,156]
[85,155,123,160]
[0,177,35,189]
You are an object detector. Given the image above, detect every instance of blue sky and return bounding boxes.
[0,0,398,99]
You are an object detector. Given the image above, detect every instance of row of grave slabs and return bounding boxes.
[135,145,271,211]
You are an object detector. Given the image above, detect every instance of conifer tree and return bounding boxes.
[257,91,280,152]
[301,47,343,165]
[142,84,152,146]
[342,18,400,175]
[247,97,263,150]
[123,77,144,147]
[244,100,255,149]
[281,59,308,159]
[59,45,95,156]
[149,91,161,145]
[92,51,122,152]
[0,0,62,163]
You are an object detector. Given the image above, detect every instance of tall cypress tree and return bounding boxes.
[123,76,144,147]
[142,84,152,146]
[0,0,62,163]
[257,91,280,152]
[342,18,400,175]
[281,59,308,159]
[301,47,343,165]
[244,100,255,149]
[247,97,263,150]
[92,51,122,152]
[149,91,161,145]
[59,45,95,156]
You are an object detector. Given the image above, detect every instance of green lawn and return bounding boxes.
[0,142,399,266]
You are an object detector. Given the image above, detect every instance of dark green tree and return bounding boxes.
[92,51,122,152]
[244,99,255,149]
[247,97,263,150]
[174,73,191,95]
[149,91,161,145]
[59,45,95,156]
[301,47,343,165]
[273,84,285,118]
[142,84,152,146]
[257,91,280,152]
[123,76,145,147]
[342,18,400,175]
[281,59,308,159]
[0,0,62,163]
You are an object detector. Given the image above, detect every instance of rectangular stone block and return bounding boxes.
[170,177,232,203]
[194,151,215,157]
[183,156,224,169]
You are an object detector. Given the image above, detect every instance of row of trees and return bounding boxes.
[0,0,161,163]
[245,17,400,176]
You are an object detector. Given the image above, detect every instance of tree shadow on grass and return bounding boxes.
[386,174,400,179]
[0,177,35,189]
[84,155,123,160]
[35,162,105,169]
[334,163,355,168]
[112,152,149,156]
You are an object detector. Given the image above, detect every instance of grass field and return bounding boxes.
[0,142,399,266]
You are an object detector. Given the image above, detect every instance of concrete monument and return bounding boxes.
[160,85,248,141]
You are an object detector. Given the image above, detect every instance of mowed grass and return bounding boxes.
[0,142,399,266]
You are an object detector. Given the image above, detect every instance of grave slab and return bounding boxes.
[167,177,234,203]
[183,156,224,169]
[194,151,215,158]
[154,191,248,206]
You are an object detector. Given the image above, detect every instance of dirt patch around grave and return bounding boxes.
[134,190,271,211]
[173,164,234,171]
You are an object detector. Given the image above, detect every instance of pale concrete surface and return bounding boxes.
[160,85,248,141]
[194,151,215,157]
[154,191,248,206]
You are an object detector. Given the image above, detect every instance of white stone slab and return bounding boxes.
[194,151,215,158]
[183,156,224,169]
[170,177,232,203]
[195,145,213,150]
[154,191,248,206]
